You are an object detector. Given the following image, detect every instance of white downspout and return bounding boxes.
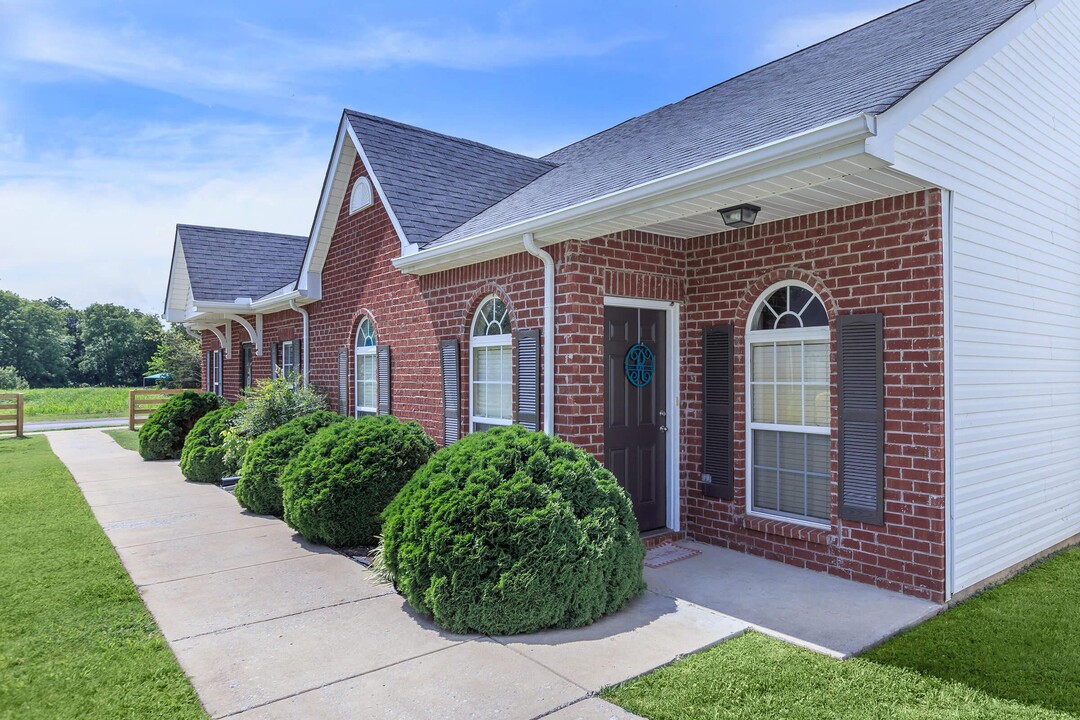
[288,300,310,389]
[522,233,555,435]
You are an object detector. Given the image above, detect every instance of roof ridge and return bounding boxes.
[177,224,306,239]
[344,109,558,168]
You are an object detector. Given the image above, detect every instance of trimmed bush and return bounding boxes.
[179,402,245,483]
[235,410,346,516]
[379,425,646,635]
[282,416,436,546]
[222,375,327,469]
[138,391,224,460]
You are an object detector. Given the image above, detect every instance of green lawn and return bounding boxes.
[21,387,134,421]
[0,436,206,719]
[606,549,1080,720]
[866,550,1080,715]
[103,428,140,452]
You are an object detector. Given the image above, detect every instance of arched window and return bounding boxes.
[355,316,377,416]
[470,296,512,431]
[747,283,831,525]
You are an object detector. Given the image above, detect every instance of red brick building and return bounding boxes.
[163,0,1080,603]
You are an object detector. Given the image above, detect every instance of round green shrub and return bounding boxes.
[235,410,346,516]
[179,402,245,483]
[138,391,224,461]
[282,416,436,546]
[379,425,646,635]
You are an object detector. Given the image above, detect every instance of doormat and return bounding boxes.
[645,543,701,568]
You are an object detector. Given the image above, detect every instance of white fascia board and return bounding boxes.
[869,0,1057,164]
[394,114,880,276]
[344,121,413,255]
[190,290,310,318]
[163,228,186,317]
[297,118,348,297]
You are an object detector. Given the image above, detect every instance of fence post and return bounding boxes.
[15,393,22,438]
[129,390,137,431]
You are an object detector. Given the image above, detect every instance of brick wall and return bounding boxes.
[200,150,945,600]
[680,190,946,600]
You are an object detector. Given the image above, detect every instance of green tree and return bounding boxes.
[0,290,73,386]
[78,303,164,386]
[148,324,201,388]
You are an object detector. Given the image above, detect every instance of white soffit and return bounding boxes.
[637,166,933,239]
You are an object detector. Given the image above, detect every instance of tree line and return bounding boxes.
[0,289,200,388]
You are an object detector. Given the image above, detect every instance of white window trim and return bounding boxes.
[354,318,378,416]
[745,281,832,529]
[280,340,296,379]
[470,332,513,430]
[355,345,377,417]
[469,296,513,431]
[212,349,223,396]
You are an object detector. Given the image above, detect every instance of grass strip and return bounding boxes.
[0,436,206,719]
[604,631,1074,720]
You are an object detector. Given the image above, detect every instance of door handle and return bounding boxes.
[660,425,668,432]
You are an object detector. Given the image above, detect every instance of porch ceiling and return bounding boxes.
[532,159,933,245]
[637,167,933,239]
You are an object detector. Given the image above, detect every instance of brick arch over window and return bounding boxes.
[457,282,517,341]
[735,267,840,335]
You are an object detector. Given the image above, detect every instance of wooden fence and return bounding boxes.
[0,393,23,437]
[128,389,185,431]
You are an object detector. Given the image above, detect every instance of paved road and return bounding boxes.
[26,417,126,432]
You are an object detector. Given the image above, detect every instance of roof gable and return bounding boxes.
[345,111,556,247]
[428,0,1033,247]
[177,225,308,304]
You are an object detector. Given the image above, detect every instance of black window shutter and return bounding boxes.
[838,313,885,525]
[439,339,460,445]
[514,329,540,431]
[337,347,349,415]
[270,343,278,379]
[293,337,303,376]
[377,345,392,416]
[702,326,734,500]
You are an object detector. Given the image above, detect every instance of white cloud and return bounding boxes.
[758,5,907,60]
[0,3,646,112]
[0,122,324,313]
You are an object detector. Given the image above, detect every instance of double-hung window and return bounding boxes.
[470,296,512,431]
[355,317,377,416]
[280,341,297,380]
[747,283,831,525]
[211,349,223,396]
[241,343,253,390]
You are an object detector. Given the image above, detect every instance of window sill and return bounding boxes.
[741,514,833,546]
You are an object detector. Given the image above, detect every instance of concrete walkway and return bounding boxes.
[48,429,940,718]
[49,430,742,719]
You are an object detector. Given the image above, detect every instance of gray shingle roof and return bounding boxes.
[177,225,308,304]
[426,0,1032,247]
[345,111,556,247]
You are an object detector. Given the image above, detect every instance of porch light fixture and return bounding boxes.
[718,203,761,229]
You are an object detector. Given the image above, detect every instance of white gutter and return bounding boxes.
[394,114,879,276]
[289,300,310,389]
[522,233,555,435]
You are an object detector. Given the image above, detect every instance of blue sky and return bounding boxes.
[0,0,906,313]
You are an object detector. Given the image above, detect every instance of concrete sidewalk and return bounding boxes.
[49,429,745,719]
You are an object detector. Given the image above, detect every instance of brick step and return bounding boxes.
[640,529,685,550]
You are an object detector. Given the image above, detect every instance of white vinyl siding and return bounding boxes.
[893,2,1080,595]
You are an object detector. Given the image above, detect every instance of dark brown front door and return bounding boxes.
[604,305,667,532]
